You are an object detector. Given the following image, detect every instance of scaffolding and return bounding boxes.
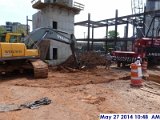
[75,9,160,51]
[131,0,144,14]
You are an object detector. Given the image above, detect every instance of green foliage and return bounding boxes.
[15,26,27,35]
[107,30,119,38]
[0,26,6,35]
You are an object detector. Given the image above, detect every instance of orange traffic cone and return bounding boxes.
[130,63,143,87]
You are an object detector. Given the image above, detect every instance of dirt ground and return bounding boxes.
[0,66,160,120]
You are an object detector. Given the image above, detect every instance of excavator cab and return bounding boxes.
[0,32,22,43]
[0,32,39,59]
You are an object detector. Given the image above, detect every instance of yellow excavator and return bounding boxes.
[0,28,78,78]
[0,32,48,78]
[0,42,48,78]
[0,32,22,43]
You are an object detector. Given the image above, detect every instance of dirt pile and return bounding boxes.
[59,52,107,69]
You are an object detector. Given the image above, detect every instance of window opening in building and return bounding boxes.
[52,21,57,29]
[53,48,58,60]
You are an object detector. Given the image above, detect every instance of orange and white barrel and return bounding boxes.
[130,63,143,87]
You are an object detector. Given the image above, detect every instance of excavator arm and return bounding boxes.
[23,27,79,66]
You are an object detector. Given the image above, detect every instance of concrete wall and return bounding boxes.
[32,0,75,34]
[47,40,72,65]
[33,6,75,33]
[146,0,160,11]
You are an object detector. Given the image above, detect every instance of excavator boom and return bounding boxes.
[24,27,79,66]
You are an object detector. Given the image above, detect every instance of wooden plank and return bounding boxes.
[148,73,160,83]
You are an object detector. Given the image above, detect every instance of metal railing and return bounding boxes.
[31,0,41,4]
[31,0,84,10]
[73,1,84,10]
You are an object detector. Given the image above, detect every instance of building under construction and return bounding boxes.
[75,0,160,52]
[0,22,28,34]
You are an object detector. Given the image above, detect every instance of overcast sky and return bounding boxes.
[0,0,136,38]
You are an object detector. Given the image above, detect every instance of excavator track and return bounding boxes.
[29,59,48,78]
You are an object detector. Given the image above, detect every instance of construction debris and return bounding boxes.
[21,97,52,109]
[59,51,107,70]
[0,97,51,112]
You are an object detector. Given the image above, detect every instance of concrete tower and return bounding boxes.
[146,0,160,11]
[145,0,160,36]
[31,0,84,33]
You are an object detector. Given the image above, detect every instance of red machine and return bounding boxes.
[112,15,160,67]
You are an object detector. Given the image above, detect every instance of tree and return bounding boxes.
[15,26,27,35]
[0,26,6,35]
[107,30,119,39]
